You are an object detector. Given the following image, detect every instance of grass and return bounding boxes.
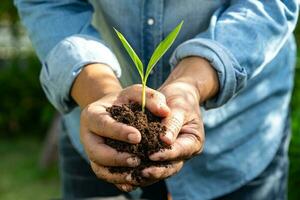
[0,137,60,200]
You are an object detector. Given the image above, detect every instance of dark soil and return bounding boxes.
[105,103,171,183]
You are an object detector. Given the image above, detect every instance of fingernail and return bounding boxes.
[126,174,132,182]
[128,133,140,143]
[122,184,128,191]
[127,157,140,167]
[160,104,170,112]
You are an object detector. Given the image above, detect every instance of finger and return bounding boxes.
[150,133,203,161]
[82,106,141,144]
[142,161,183,180]
[91,162,133,184]
[115,183,137,192]
[121,84,170,117]
[160,109,185,145]
[123,173,158,187]
[81,131,140,167]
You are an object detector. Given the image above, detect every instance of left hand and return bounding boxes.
[140,57,219,182]
[140,81,204,182]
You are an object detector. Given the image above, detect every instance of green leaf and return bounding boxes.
[145,21,183,81]
[113,28,144,80]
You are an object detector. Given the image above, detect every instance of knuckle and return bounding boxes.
[198,145,204,154]
[119,184,135,192]
[163,168,172,178]
[194,149,201,156]
[107,177,118,184]
[97,170,122,184]
[174,162,183,174]
[89,156,97,164]
[174,166,180,175]
[146,88,156,99]
[176,142,188,159]
[125,185,135,192]
[169,149,178,159]
[84,104,94,118]
[113,153,121,166]
[117,124,129,138]
[151,168,162,179]
[120,123,129,132]
[97,168,113,182]
[91,163,103,179]
[199,136,205,152]
[80,108,89,125]
[87,148,97,162]
[100,173,110,182]
[131,84,142,91]
[191,135,204,156]
[196,141,205,155]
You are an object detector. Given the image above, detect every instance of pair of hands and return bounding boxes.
[78,57,218,192]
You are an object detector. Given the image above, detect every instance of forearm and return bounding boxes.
[170,0,298,109]
[163,56,219,104]
[15,0,123,113]
[71,64,122,109]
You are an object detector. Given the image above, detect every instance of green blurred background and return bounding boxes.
[0,2,299,200]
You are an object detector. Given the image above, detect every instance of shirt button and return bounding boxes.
[147,18,155,26]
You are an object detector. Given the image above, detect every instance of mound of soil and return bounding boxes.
[105,103,171,183]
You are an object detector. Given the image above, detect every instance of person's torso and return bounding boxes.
[63,1,296,199]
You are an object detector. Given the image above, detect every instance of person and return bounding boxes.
[14,1,299,200]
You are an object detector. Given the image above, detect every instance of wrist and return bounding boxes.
[166,56,219,103]
[71,63,122,109]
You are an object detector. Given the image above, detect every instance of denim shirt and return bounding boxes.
[15,0,299,199]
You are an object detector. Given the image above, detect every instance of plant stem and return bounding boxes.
[142,81,146,113]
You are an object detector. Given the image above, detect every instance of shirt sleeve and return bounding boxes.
[169,0,299,109]
[14,0,121,113]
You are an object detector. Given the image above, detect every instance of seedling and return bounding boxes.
[114,21,183,112]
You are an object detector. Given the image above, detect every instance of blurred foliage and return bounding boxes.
[0,0,20,38]
[291,22,300,133]
[0,1,55,138]
[0,1,18,22]
[0,55,55,138]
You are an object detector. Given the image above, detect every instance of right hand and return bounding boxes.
[80,84,170,192]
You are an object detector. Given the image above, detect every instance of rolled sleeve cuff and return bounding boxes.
[40,34,121,113]
[169,38,247,109]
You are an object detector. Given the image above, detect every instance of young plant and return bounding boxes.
[114,21,183,112]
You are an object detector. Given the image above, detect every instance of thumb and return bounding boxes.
[161,109,185,145]
[122,85,170,117]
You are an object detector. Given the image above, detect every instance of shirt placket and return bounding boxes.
[142,0,163,89]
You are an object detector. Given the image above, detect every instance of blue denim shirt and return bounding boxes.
[15,0,299,199]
